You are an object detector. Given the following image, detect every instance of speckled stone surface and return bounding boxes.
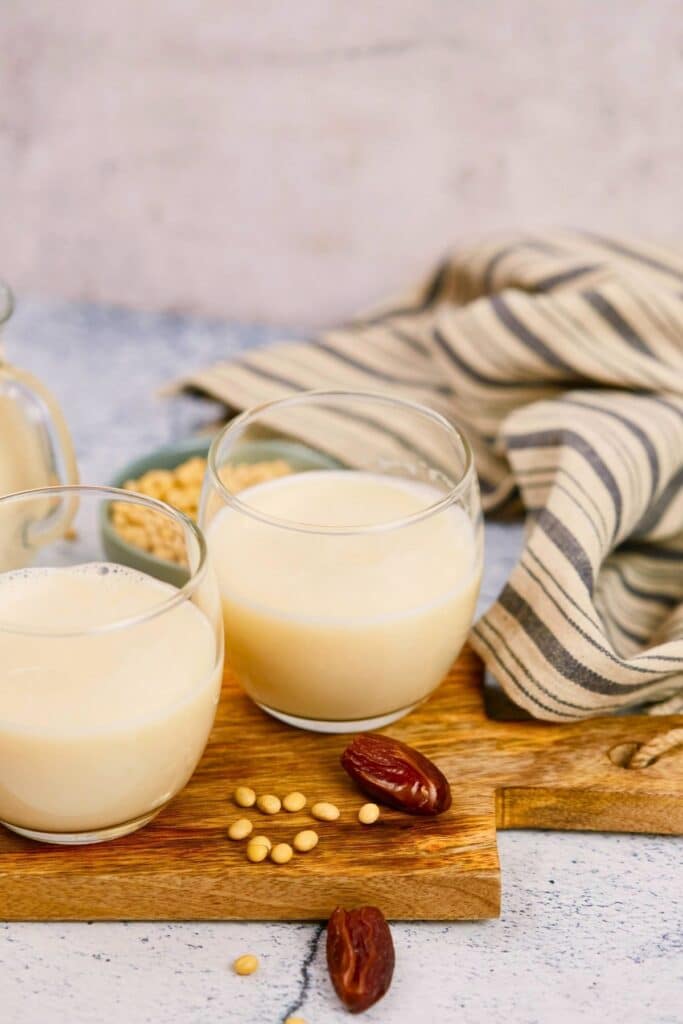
[0,299,681,1024]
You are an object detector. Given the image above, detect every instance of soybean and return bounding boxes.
[256,794,282,815]
[282,791,307,813]
[233,954,259,976]
[358,803,380,825]
[270,843,294,865]
[293,830,319,853]
[246,839,270,863]
[251,834,272,851]
[234,786,256,808]
[228,818,253,841]
[311,801,340,822]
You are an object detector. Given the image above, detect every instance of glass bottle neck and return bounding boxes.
[0,280,14,329]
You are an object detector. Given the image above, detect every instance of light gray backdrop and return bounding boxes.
[1,1,681,325]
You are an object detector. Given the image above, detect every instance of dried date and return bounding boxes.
[341,733,452,815]
[326,905,395,1013]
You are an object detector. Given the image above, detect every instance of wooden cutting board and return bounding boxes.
[2,646,683,921]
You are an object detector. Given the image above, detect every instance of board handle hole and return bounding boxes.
[609,730,683,770]
[608,742,640,768]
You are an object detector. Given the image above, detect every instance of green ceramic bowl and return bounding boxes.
[103,434,342,586]
[103,437,209,586]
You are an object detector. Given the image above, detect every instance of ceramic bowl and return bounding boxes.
[104,434,341,585]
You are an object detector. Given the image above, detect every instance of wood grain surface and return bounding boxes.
[1,647,682,922]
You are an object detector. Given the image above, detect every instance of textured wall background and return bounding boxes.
[0,1,681,326]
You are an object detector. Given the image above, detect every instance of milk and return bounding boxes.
[0,564,222,834]
[207,471,481,725]
[0,367,79,571]
[0,393,51,496]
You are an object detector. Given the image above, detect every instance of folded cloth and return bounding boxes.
[180,230,683,720]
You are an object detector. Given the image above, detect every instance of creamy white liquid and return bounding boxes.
[0,563,222,833]
[0,394,51,497]
[208,471,481,723]
[0,394,67,571]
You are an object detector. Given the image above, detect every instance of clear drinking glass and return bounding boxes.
[0,485,223,844]
[201,390,482,733]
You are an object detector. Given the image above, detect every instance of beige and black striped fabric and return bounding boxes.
[181,231,683,720]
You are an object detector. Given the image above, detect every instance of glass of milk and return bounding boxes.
[0,485,224,844]
[201,390,482,733]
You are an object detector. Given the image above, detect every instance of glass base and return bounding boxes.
[1,806,164,845]
[255,700,422,734]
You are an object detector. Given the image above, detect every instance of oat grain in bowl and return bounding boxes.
[112,455,291,564]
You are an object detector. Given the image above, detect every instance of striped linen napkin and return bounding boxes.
[181,231,683,720]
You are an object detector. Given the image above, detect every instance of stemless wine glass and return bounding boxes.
[0,485,223,845]
[201,390,482,733]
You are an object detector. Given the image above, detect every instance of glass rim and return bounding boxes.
[207,389,476,536]
[0,280,14,327]
[0,484,209,637]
